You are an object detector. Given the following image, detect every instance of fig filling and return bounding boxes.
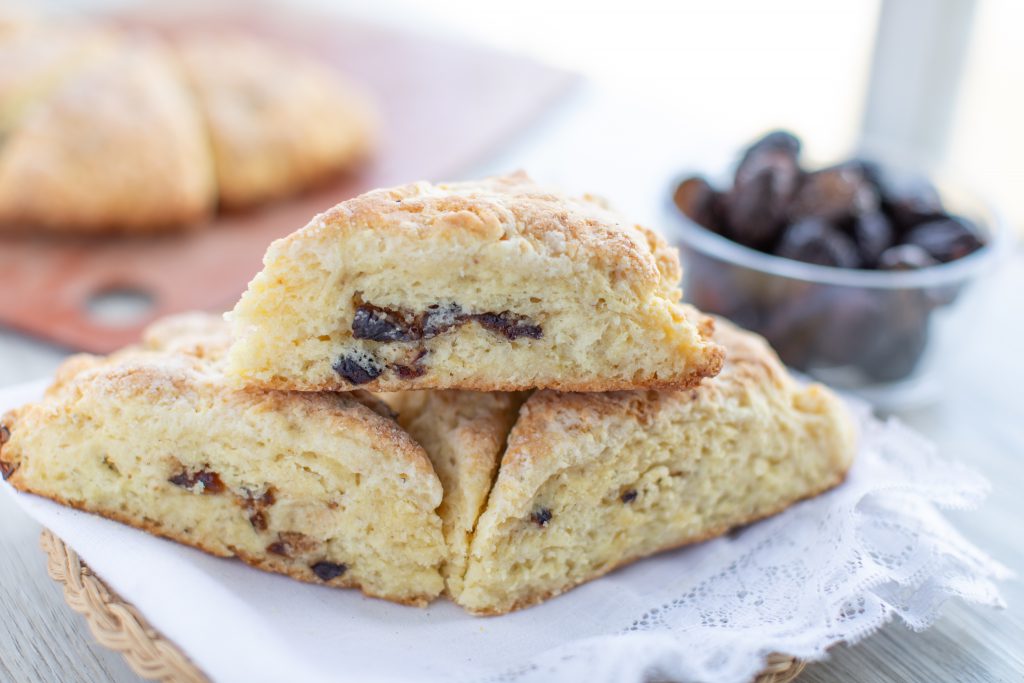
[267,540,290,556]
[351,299,542,343]
[332,353,383,385]
[169,468,225,494]
[530,507,553,527]
[339,299,542,383]
[393,349,428,379]
[351,303,421,342]
[267,531,316,558]
[311,561,347,581]
[473,311,542,340]
[240,487,276,531]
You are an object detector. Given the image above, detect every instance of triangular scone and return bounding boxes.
[389,391,527,599]
[0,314,446,606]
[0,38,215,234]
[451,318,855,614]
[227,173,724,393]
[173,33,375,209]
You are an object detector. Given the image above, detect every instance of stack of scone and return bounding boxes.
[0,173,856,614]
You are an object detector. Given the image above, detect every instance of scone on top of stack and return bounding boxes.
[0,173,857,614]
[227,172,723,393]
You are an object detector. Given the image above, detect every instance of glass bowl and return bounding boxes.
[662,178,1012,409]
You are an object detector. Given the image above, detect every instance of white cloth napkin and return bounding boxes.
[0,380,1010,683]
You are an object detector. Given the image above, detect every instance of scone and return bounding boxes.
[0,38,215,233]
[394,318,855,614]
[0,313,446,606]
[0,18,376,235]
[173,33,375,209]
[390,390,527,598]
[227,173,724,393]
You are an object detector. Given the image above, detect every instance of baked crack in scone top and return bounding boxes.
[227,172,724,392]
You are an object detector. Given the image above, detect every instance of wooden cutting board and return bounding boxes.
[0,7,578,353]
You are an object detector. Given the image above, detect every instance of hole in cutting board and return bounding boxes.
[86,286,155,328]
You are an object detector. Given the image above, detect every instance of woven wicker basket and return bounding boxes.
[41,529,805,683]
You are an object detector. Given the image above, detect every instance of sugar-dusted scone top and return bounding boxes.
[0,313,446,606]
[0,24,115,134]
[389,391,527,598]
[173,33,375,209]
[444,317,855,614]
[227,172,724,393]
[0,38,216,233]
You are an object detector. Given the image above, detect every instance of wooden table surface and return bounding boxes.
[1,78,1022,683]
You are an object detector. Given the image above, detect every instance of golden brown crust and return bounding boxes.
[466,467,850,616]
[634,223,684,301]
[5,482,433,607]
[309,172,678,298]
[242,367,722,395]
[391,391,528,475]
[1,315,436,479]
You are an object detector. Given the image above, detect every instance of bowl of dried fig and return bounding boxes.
[668,130,1009,406]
